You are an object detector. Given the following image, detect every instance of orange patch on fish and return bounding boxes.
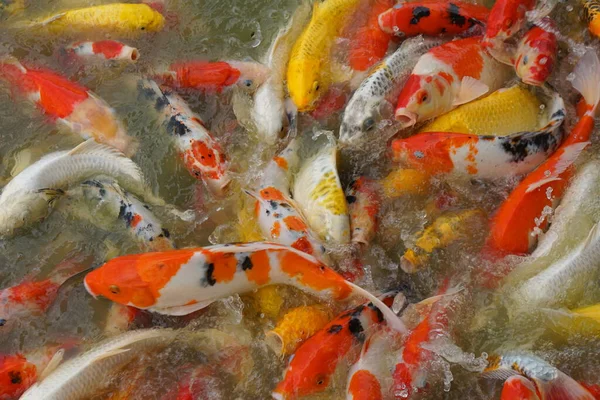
[429,37,484,79]
[273,156,288,170]
[348,370,383,400]
[191,140,218,168]
[291,236,315,255]
[245,249,271,285]
[259,187,286,201]
[130,214,143,228]
[283,215,308,232]
[137,250,196,299]
[271,221,282,238]
[207,251,238,284]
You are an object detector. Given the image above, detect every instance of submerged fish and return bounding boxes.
[20,329,176,400]
[500,375,540,400]
[378,1,489,38]
[0,139,158,237]
[139,79,230,196]
[483,352,594,400]
[84,242,407,333]
[65,179,175,252]
[287,0,362,111]
[394,36,512,128]
[340,36,443,146]
[346,177,380,246]
[26,3,165,36]
[293,134,350,244]
[487,51,600,255]
[349,0,394,72]
[514,20,557,86]
[0,58,136,156]
[65,40,140,63]
[391,90,565,179]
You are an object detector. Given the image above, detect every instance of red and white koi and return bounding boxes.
[483,352,594,400]
[514,20,558,86]
[500,375,541,400]
[0,58,136,156]
[394,37,512,127]
[84,242,407,333]
[139,79,230,196]
[487,51,600,255]
[378,1,489,38]
[65,40,140,63]
[391,90,565,179]
[349,0,394,72]
[156,60,270,92]
[273,300,392,400]
[346,177,380,246]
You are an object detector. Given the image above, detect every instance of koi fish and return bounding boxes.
[26,3,165,36]
[500,375,541,400]
[0,139,159,237]
[379,168,431,198]
[84,242,407,333]
[65,40,140,63]
[0,58,136,156]
[487,51,600,255]
[287,0,362,111]
[419,84,544,136]
[391,91,565,179]
[20,329,176,400]
[584,0,600,38]
[272,300,391,400]
[139,79,230,195]
[378,1,489,38]
[483,352,594,400]
[292,134,350,244]
[252,2,311,143]
[157,60,270,92]
[394,36,512,128]
[401,209,486,273]
[514,20,557,86]
[65,179,175,252]
[349,0,394,72]
[346,177,380,246]
[266,304,332,355]
[340,36,443,146]
[261,137,301,195]
[244,187,327,260]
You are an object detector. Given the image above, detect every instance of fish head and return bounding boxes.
[395,74,451,128]
[139,5,166,32]
[0,191,57,237]
[229,61,271,92]
[500,375,540,400]
[339,95,380,146]
[287,58,323,111]
[0,354,37,398]
[515,28,556,86]
[84,254,156,308]
[484,0,531,43]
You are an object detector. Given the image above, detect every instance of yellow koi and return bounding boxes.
[253,285,285,319]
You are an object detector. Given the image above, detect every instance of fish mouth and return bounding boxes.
[394,109,417,128]
[83,276,99,299]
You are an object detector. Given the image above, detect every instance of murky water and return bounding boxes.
[1,0,600,399]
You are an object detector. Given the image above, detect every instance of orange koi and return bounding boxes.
[65,40,139,62]
[378,1,489,38]
[349,0,394,72]
[487,51,600,255]
[0,58,135,156]
[346,177,380,245]
[84,242,406,333]
[514,20,557,86]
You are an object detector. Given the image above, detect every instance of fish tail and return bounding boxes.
[346,281,407,334]
[535,370,595,400]
[572,50,600,114]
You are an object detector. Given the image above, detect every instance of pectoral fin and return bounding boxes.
[37,188,65,206]
[38,349,65,381]
[453,77,489,106]
[154,299,215,316]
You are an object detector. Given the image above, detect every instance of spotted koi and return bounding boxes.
[483,352,594,400]
[487,51,600,255]
[346,177,380,246]
[65,40,139,63]
[272,299,392,400]
[349,0,394,72]
[378,1,489,38]
[0,58,136,156]
[84,242,407,333]
[138,79,230,196]
[514,20,557,86]
[394,37,512,128]
[391,90,565,179]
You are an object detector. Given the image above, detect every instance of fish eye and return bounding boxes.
[109,285,120,294]
[313,81,320,92]
[522,55,529,65]
[315,374,327,386]
[244,79,253,87]
[418,91,429,104]
[362,117,375,132]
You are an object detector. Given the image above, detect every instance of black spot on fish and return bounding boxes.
[327,324,343,334]
[551,109,565,119]
[205,263,216,286]
[448,3,467,26]
[167,115,191,136]
[161,228,171,238]
[348,318,365,341]
[83,180,104,188]
[241,256,253,271]
[155,95,169,111]
[269,201,278,210]
[410,6,431,24]
[441,27,447,33]
[0,318,5,326]
[350,305,366,317]
[138,81,159,101]
[501,129,557,163]
[346,195,357,204]
[280,203,292,209]
[9,371,22,384]
[367,303,385,322]
[265,209,271,216]
[118,202,135,227]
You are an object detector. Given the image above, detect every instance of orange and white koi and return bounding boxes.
[156,60,270,92]
[394,37,512,127]
[487,51,600,255]
[378,1,489,38]
[65,40,140,63]
[483,352,594,400]
[139,79,230,196]
[272,299,392,400]
[514,20,557,86]
[349,0,394,72]
[0,58,135,156]
[84,242,407,333]
[261,137,301,195]
[346,177,380,246]
[501,375,541,400]
[391,91,565,179]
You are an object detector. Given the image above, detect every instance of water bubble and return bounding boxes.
[566,4,573,11]
[567,72,576,82]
